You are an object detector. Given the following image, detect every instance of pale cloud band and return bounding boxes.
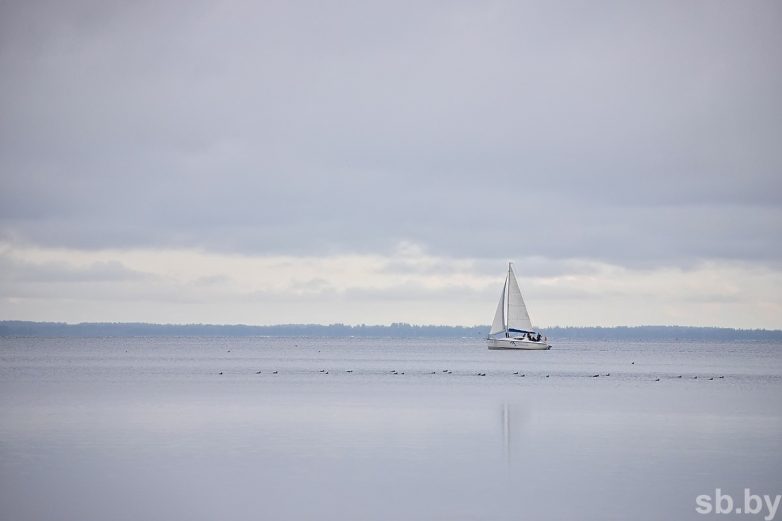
[2,243,779,328]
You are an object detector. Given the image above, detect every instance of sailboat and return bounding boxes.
[487,262,551,350]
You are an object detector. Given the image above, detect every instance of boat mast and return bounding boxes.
[505,262,511,336]
[502,270,508,337]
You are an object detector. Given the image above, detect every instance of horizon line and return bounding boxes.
[1,320,780,332]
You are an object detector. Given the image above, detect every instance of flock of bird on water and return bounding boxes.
[216,370,727,380]
[213,350,727,381]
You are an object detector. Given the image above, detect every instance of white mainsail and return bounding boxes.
[506,264,533,332]
[489,277,507,335]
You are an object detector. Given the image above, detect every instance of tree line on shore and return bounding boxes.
[1,321,780,340]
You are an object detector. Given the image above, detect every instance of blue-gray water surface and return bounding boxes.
[1,337,781,521]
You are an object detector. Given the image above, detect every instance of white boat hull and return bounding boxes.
[487,337,551,350]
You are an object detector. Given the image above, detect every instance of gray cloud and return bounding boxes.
[1,0,780,267]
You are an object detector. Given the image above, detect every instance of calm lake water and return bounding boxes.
[1,337,781,521]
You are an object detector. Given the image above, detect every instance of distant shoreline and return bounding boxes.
[1,321,780,340]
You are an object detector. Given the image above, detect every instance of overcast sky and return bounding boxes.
[1,0,780,328]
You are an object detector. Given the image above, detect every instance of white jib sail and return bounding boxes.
[489,276,507,335]
[506,264,533,332]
